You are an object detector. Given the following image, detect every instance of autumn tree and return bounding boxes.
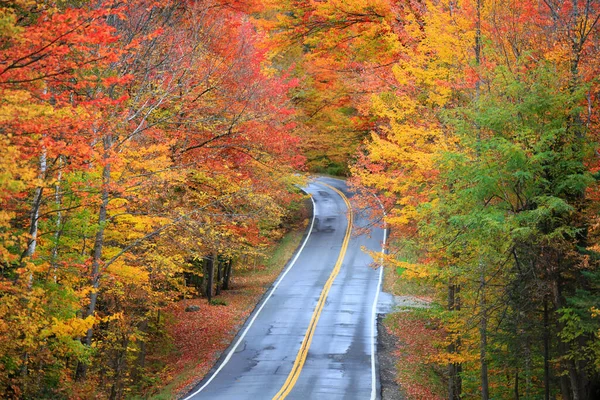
[348,0,600,399]
[0,0,303,398]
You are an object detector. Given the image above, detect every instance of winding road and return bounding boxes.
[183,177,386,400]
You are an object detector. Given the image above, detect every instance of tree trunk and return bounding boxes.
[479,310,489,400]
[190,258,203,294]
[25,150,47,261]
[479,264,489,400]
[215,256,222,296]
[544,297,550,400]
[560,377,572,400]
[132,319,148,383]
[448,281,462,400]
[568,359,581,400]
[223,258,232,290]
[205,255,214,303]
[19,153,48,382]
[85,160,111,345]
[77,136,112,380]
[50,164,63,283]
[109,338,127,400]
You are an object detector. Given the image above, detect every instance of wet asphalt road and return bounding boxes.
[183,177,385,400]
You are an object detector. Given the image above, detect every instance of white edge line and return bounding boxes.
[370,197,387,400]
[182,191,317,400]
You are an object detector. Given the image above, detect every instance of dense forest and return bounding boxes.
[273,0,600,399]
[0,0,303,397]
[1,0,600,399]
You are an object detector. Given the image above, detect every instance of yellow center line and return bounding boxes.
[272,182,353,400]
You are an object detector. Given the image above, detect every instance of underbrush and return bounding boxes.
[383,267,446,400]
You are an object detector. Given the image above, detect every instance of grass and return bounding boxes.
[149,222,308,399]
[264,227,305,271]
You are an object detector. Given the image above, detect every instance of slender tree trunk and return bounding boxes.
[27,188,43,258]
[568,359,581,400]
[205,255,214,303]
[50,165,63,283]
[479,264,489,400]
[577,351,589,400]
[223,258,232,290]
[25,150,47,260]
[26,91,49,260]
[215,255,222,296]
[191,258,203,294]
[85,160,111,345]
[109,338,127,400]
[479,309,489,400]
[77,136,112,380]
[20,151,48,382]
[552,279,573,400]
[448,281,462,400]
[544,297,550,400]
[133,319,148,383]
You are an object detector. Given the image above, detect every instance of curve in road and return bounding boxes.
[182,177,386,400]
[272,182,353,399]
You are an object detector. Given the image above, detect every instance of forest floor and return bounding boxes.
[378,269,446,400]
[149,202,311,399]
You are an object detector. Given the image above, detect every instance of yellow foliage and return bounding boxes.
[391,260,434,279]
[101,312,124,323]
[0,89,85,123]
[0,136,36,192]
[106,260,149,284]
[44,315,96,339]
[0,6,23,39]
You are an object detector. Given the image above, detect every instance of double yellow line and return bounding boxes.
[272,183,353,400]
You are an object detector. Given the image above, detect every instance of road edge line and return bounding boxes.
[371,196,387,400]
[181,191,317,400]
